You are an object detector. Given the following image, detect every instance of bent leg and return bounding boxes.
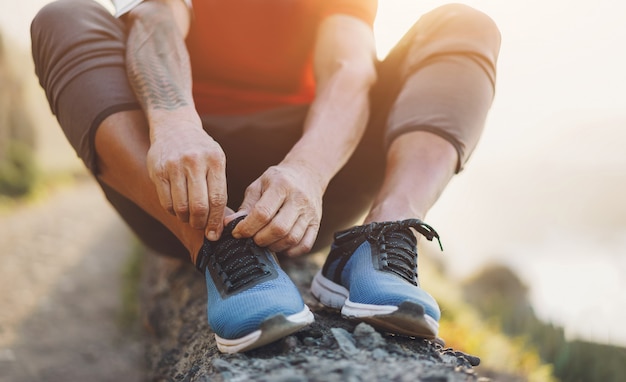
[366,3,501,223]
[31,0,199,260]
[318,5,501,237]
[311,6,501,337]
[383,3,501,169]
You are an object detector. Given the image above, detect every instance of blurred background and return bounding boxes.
[1,0,624,381]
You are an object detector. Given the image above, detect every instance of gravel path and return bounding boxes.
[0,180,144,382]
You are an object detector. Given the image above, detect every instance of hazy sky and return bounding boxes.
[377,0,626,156]
[2,0,625,346]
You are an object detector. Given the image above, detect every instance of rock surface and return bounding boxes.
[142,253,485,382]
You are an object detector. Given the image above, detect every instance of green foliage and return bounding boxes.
[0,30,40,198]
[462,263,626,382]
[421,257,557,381]
[0,141,39,197]
[435,295,556,382]
[118,240,144,332]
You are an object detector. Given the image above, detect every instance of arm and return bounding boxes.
[233,14,377,255]
[125,0,227,240]
[285,15,377,187]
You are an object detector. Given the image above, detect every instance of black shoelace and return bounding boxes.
[335,219,442,286]
[196,217,272,293]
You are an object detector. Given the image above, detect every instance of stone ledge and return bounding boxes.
[140,252,484,382]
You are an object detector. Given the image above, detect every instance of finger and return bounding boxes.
[233,182,285,238]
[153,176,176,216]
[205,166,227,241]
[186,170,209,230]
[267,214,308,254]
[236,180,262,216]
[228,183,260,237]
[169,170,190,223]
[284,224,319,257]
[254,199,301,248]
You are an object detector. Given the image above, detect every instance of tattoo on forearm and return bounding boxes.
[127,18,191,111]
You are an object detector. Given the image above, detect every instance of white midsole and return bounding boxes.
[424,315,440,333]
[285,305,316,324]
[310,270,349,309]
[342,300,398,317]
[311,270,439,334]
[216,329,262,354]
[312,271,399,316]
[215,305,314,354]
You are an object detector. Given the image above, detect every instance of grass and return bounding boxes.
[118,239,144,334]
[419,250,558,381]
[0,168,88,214]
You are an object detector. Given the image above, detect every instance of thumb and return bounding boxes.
[230,180,262,235]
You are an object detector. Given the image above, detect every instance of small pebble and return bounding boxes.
[282,336,299,352]
[353,323,386,349]
[330,328,358,355]
[372,348,389,360]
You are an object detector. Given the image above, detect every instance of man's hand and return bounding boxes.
[147,120,227,241]
[231,163,324,257]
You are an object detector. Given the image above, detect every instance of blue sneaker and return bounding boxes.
[195,216,314,353]
[311,219,442,338]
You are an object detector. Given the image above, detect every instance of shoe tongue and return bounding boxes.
[387,228,417,247]
[379,228,419,286]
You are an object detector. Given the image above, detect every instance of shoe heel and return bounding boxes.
[310,270,349,309]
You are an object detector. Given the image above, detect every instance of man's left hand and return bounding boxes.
[230,163,324,257]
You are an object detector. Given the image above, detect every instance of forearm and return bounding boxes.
[281,68,374,190]
[280,14,377,192]
[122,1,227,239]
[125,1,200,140]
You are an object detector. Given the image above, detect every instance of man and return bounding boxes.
[31,0,500,353]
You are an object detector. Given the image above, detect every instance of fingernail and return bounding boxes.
[207,231,218,241]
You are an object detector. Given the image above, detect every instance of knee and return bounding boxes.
[31,0,123,78]
[31,0,112,48]
[429,3,501,48]
[32,0,83,36]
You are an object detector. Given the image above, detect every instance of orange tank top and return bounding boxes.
[186,0,377,115]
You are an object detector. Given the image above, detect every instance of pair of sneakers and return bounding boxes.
[196,216,442,353]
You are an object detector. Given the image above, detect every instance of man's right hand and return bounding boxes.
[146,117,227,241]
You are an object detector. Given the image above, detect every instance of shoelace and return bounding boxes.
[196,217,271,293]
[335,219,443,286]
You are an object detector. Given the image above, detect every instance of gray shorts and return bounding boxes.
[31,0,500,258]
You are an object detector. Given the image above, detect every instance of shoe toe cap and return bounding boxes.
[207,276,305,339]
